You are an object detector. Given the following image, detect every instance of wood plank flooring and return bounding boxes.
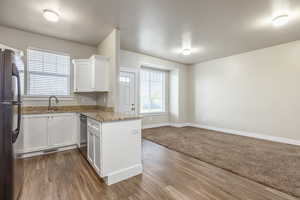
[19,140,299,200]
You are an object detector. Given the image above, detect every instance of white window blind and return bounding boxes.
[140,68,166,113]
[27,49,70,96]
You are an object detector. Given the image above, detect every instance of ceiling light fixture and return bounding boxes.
[182,48,191,56]
[272,14,289,27]
[43,9,60,22]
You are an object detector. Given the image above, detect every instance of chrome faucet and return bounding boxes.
[48,96,59,111]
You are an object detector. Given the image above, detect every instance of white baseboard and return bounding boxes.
[142,122,191,129]
[190,123,300,146]
[169,122,192,128]
[142,123,170,129]
[21,144,78,158]
[105,164,143,185]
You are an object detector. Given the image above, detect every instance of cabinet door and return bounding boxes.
[87,129,94,165]
[48,115,77,147]
[22,116,48,152]
[74,60,92,92]
[94,135,101,173]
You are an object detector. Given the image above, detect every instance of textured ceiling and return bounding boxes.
[1,0,300,64]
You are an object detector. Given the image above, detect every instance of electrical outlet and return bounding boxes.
[132,129,140,135]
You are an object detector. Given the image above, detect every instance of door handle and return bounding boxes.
[131,104,135,111]
[12,63,21,143]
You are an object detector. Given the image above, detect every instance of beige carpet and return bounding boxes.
[142,126,300,198]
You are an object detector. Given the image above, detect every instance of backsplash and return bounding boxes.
[22,93,98,107]
[22,105,114,114]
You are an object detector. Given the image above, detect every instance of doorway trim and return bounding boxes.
[119,67,140,114]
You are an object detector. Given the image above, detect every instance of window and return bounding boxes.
[140,68,167,114]
[27,48,70,96]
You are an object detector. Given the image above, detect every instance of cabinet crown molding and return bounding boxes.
[72,54,110,64]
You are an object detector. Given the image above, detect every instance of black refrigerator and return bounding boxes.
[0,49,24,200]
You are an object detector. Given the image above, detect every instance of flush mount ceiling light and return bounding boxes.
[43,9,60,22]
[182,48,192,56]
[272,14,289,27]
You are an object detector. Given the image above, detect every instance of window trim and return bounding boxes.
[139,66,168,115]
[25,47,72,98]
[22,96,75,101]
[140,112,169,117]
[27,46,70,57]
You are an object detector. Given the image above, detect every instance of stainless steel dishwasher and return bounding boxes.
[79,114,88,159]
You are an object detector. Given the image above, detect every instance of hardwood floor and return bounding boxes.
[20,140,299,200]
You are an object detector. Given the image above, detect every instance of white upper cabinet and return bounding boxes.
[73,59,92,92]
[73,55,110,92]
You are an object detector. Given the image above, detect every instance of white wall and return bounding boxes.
[120,50,189,126]
[189,40,300,141]
[96,29,120,110]
[0,26,98,106]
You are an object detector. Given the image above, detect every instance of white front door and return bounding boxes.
[119,71,136,114]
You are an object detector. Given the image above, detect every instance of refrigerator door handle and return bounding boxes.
[12,63,21,143]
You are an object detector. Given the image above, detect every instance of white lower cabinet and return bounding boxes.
[21,113,77,155]
[21,113,142,184]
[48,115,77,147]
[22,115,48,152]
[86,118,143,185]
[87,120,102,175]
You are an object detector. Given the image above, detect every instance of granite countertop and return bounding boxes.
[22,106,142,122]
[22,110,76,115]
[81,111,142,122]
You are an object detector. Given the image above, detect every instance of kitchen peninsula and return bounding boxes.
[21,106,143,185]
